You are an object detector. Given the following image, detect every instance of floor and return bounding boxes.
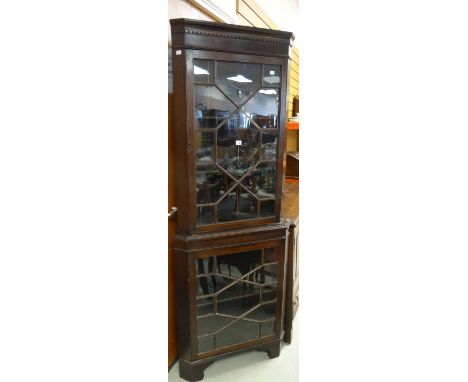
[168,314,299,382]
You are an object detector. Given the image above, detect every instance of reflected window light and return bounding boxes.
[227,74,252,83]
[259,89,278,95]
[194,65,210,75]
[263,76,280,84]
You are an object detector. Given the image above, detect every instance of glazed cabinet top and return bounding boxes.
[170,19,294,235]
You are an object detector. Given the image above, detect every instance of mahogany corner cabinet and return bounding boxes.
[170,18,294,381]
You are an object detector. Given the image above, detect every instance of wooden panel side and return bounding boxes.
[168,95,178,367]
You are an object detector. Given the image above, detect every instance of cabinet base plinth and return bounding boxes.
[283,328,293,344]
[178,338,283,381]
[179,358,213,382]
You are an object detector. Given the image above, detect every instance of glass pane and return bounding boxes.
[218,285,260,316]
[197,297,214,316]
[195,249,277,353]
[262,263,278,284]
[261,131,277,160]
[193,59,214,84]
[196,256,215,276]
[194,85,236,129]
[239,187,257,218]
[259,200,275,218]
[196,206,215,225]
[217,250,261,278]
[198,335,214,354]
[195,131,214,163]
[216,61,262,106]
[197,315,233,336]
[262,284,277,303]
[196,164,234,205]
[263,65,281,86]
[216,112,260,178]
[241,162,276,199]
[216,319,259,348]
[243,89,279,129]
[260,319,276,337]
[217,185,257,222]
[246,301,276,321]
[196,274,227,297]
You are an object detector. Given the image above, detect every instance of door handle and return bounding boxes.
[168,206,178,218]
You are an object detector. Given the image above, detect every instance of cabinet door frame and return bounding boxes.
[179,49,290,235]
[188,239,287,360]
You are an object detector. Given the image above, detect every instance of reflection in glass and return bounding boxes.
[197,297,214,316]
[216,61,262,106]
[193,61,282,227]
[217,185,257,222]
[260,319,276,337]
[261,132,277,160]
[218,286,260,315]
[198,315,233,336]
[262,284,277,303]
[198,335,214,353]
[197,206,214,225]
[241,162,276,199]
[196,256,215,276]
[216,251,261,278]
[259,200,275,218]
[196,164,235,205]
[197,274,228,297]
[263,65,281,86]
[246,301,276,320]
[193,59,215,84]
[216,115,259,178]
[243,89,279,129]
[262,263,278,284]
[194,85,236,129]
[216,319,258,348]
[195,131,214,163]
[195,249,278,354]
[196,164,221,204]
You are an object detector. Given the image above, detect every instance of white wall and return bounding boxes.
[254,0,299,46]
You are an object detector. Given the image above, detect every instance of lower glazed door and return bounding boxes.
[195,247,281,356]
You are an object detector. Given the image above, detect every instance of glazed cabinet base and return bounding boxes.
[172,224,289,381]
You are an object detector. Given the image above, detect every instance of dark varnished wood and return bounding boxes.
[171,18,294,58]
[173,223,288,252]
[168,94,179,366]
[170,19,294,380]
[171,19,293,235]
[281,180,299,344]
[173,224,289,367]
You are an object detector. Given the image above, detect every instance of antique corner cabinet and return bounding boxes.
[170,18,294,381]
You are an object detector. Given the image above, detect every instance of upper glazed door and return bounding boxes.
[193,59,281,226]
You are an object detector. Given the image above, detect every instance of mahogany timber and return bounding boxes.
[280,180,299,343]
[168,94,178,366]
[171,18,294,58]
[170,19,295,380]
[170,18,294,235]
[173,223,289,381]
